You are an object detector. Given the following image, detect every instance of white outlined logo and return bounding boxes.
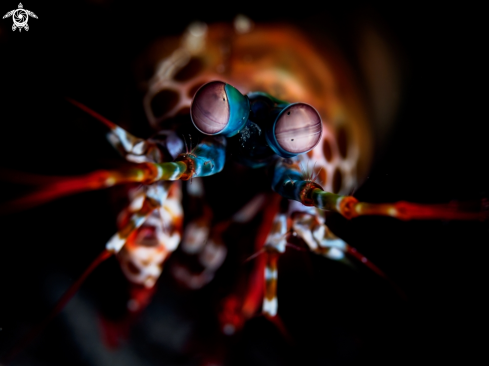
[3,3,37,32]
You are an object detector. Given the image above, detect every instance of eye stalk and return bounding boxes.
[190,81,250,137]
[191,82,322,162]
[265,103,322,158]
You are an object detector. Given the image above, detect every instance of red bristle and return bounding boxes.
[66,98,117,130]
[347,247,407,299]
[0,171,112,214]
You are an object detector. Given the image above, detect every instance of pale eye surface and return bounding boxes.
[275,103,322,154]
[191,81,230,135]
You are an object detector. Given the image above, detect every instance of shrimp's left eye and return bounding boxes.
[190,81,250,137]
[266,103,322,158]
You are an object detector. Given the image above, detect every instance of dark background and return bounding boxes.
[0,1,487,365]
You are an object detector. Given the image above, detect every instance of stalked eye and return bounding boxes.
[266,103,322,158]
[190,81,250,137]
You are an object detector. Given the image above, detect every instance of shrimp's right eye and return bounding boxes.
[190,81,250,137]
[265,103,323,158]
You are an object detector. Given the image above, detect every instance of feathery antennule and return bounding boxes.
[311,165,323,184]
[182,134,189,155]
[310,161,318,181]
[297,156,320,182]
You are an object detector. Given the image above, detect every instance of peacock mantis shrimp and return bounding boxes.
[0,15,486,366]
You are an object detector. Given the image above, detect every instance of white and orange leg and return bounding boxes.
[173,190,267,290]
[67,98,182,164]
[115,182,183,290]
[105,182,172,254]
[291,209,349,260]
[198,194,268,286]
[215,194,280,336]
[0,183,182,363]
[262,211,288,317]
[290,207,393,283]
[171,177,217,289]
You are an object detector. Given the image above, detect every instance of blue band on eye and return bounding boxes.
[220,84,250,137]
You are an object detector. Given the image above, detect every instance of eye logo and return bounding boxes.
[3,3,37,32]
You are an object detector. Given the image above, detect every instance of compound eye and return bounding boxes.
[274,103,322,155]
[191,81,249,137]
[191,81,229,135]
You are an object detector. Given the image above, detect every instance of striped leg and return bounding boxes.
[0,184,177,363]
[291,209,396,285]
[291,210,349,261]
[218,194,281,335]
[263,250,280,317]
[67,98,174,164]
[105,182,172,253]
[262,212,288,317]
[173,192,268,289]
